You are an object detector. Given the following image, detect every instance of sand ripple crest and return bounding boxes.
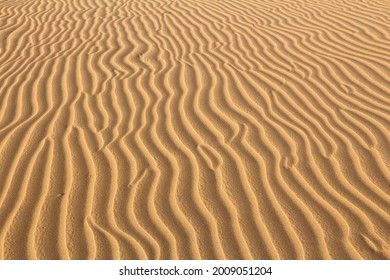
[0,0,389,259]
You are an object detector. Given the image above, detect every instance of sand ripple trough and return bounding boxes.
[0,0,389,259]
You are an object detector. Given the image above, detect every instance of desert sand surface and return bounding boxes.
[0,0,389,260]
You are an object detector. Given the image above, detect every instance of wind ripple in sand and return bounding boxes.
[0,0,389,259]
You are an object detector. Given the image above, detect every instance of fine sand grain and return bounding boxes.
[0,0,389,259]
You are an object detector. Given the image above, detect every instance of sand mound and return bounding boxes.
[0,0,389,259]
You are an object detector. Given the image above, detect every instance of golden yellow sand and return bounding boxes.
[0,0,389,260]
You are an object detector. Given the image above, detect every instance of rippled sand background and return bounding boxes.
[0,0,389,259]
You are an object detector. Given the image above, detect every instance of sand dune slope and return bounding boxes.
[0,0,389,259]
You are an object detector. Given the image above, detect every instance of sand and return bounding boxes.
[0,0,389,260]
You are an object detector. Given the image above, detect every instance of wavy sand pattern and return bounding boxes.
[0,0,389,260]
